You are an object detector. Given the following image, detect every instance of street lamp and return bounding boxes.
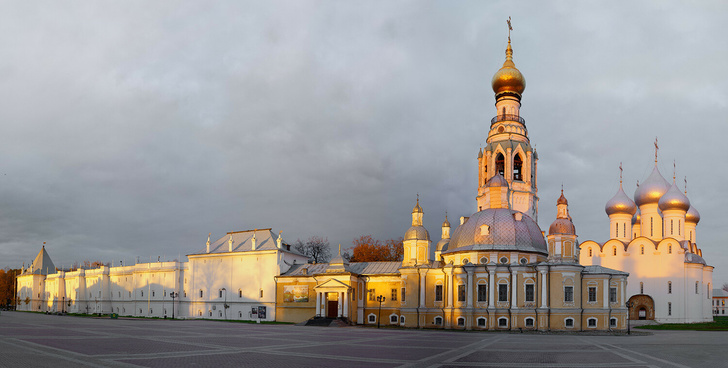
[220,288,227,320]
[62,297,65,314]
[376,295,386,328]
[625,300,634,335]
[170,291,178,319]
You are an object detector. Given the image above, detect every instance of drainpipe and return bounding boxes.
[608,274,613,332]
[580,268,583,332]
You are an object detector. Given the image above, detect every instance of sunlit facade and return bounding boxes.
[580,163,714,322]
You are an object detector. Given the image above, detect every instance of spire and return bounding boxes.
[206,233,211,253]
[411,194,424,226]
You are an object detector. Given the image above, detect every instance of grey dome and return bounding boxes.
[632,209,641,225]
[606,185,637,216]
[686,205,701,224]
[445,208,546,254]
[436,239,449,252]
[634,166,670,206]
[486,173,509,188]
[549,218,575,235]
[658,181,690,212]
[405,226,430,241]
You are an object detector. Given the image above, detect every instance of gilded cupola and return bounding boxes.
[633,165,670,207]
[491,39,526,98]
[658,180,690,212]
[606,184,637,216]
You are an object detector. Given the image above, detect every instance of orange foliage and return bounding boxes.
[349,235,403,262]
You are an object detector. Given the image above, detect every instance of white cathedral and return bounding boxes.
[16,24,714,325]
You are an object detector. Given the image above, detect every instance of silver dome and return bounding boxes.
[549,218,575,235]
[436,239,449,252]
[405,226,430,241]
[606,185,637,216]
[486,173,509,188]
[634,165,670,206]
[631,209,641,225]
[658,181,690,212]
[445,208,546,254]
[685,205,701,224]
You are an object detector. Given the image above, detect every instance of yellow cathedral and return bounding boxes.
[275,34,629,331]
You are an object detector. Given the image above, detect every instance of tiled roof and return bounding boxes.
[188,229,303,256]
[583,265,628,276]
[281,261,401,276]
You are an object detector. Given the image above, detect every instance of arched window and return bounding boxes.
[668,245,672,254]
[513,154,523,181]
[588,248,592,257]
[623,223,626,238]
[668,281,672,294]
[613,246,617,256]
[495,153,505,176]
[640,282,644,294]
[650,217,653,237]
[640,245,644,255]
[434,316,443,325]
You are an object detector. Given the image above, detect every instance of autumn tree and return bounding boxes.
[723,282,728,292]
[294,236,332,263]
[349,235,404,262]
[0,268,20,309]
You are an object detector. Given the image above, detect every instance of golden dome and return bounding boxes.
[491,40,526,97]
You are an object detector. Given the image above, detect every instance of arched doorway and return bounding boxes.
[628,294,655,320]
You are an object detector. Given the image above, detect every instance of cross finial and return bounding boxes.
[636,179,640,188]
[619,162,623,185]
[561,182,564,194]
[684,176,688,194]
[673,159,676,181]
[338,244,341,255]
[507,16,513,41]
[416,193,419,204]
[654,137,659,164]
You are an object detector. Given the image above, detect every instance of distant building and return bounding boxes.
[713,289,727,316]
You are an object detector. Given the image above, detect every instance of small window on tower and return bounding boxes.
[495,153,505,176]
[513,154,523,181]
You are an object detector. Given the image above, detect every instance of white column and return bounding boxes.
[447,269,454,308]
[419,272,426,308]
[488,270,495,308]
[343,290,349,318]
[466,268,474,308]
[540,270,548,308]
[511,269,518,309]
[339,292,343,317]
[315,292,321,317]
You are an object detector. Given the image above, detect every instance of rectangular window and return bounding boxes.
[564,286,574,302]
[401,287,406,302]
[668,302,672,316]
[391,288,397,302]
[477,284,487,302]
[368,289,375,301]
[668,282,672,294]
[525,284,535,302]
[219,290,223,298]
[200,290,203,298]
[610,287,617,303]
[498,284,508,302]
[435,285,443,302]
[696,282,699,294]
[458,285,466,302]
[588,287,597,302]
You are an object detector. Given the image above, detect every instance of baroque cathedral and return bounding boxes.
[17,27,713,330]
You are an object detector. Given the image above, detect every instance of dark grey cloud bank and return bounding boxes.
[1,1,726,282]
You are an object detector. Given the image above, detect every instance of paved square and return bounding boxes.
[0,312,725,367]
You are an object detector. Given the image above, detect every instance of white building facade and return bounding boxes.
[580,163,714,323]
[16,229,308,321]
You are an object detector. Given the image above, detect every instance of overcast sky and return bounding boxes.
[1,1,726,283]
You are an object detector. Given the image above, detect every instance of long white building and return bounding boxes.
[17,229,308,321]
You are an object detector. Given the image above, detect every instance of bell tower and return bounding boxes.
[476,18,539,220]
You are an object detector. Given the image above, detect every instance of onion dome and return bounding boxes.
[436,239,449,252]
[412,198,423,213]
[486,173,509,188]
[685,205,701,224]
[631,209,641,225]
[634,166,670,206]
[557,191,568,205]
[658,181,690,212]
[606,185,637,216]
[446,208,546,254]
[491,40,526,97]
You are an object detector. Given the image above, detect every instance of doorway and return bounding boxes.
[326,292,339,318]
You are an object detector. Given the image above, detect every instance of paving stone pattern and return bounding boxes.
[0,312,724,367]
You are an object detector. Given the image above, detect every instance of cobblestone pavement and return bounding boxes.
[0,312,725,367]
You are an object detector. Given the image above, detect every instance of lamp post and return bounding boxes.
[376,295,386,328]
[170,292,178,319]
[220,288,227,320]
[625,300,634,335]
[62,297,65,314]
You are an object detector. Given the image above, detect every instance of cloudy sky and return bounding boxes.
[1,1,726,282]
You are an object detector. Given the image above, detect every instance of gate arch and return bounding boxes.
[628,294,655,320]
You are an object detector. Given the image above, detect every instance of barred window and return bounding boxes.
[435,285,443,302]
[391,288,397,302]
[588,287,597,302]
[564,286,574,302]
[477,284,487,302]
[458,285,466,302]
[610,287,617,303]
[525,284,535,302]
[498,284,508,302]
